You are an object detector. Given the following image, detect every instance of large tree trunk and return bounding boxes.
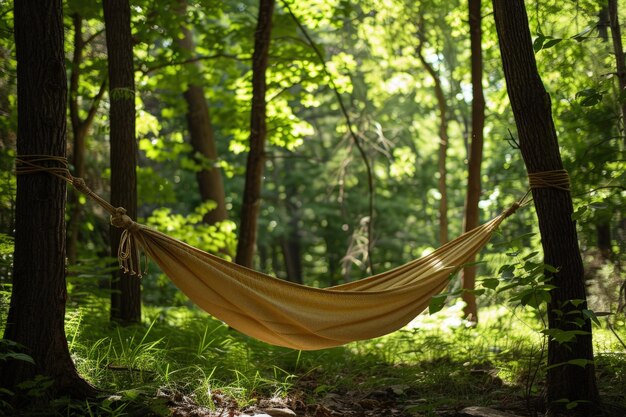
[67,13,106,263]
[103,0,140,324]
[461,0,485,323]
[492,1,601,415]
[177,0,228,225]
[235,0,275,267]
[1,0,95,399]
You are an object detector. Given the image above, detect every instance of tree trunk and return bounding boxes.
[1,0,95,399]
[598,4,610,42]
[103,0,140,324]
[608,0,626,130]
[177,0,228,225]
[67,13,106,263]
[281,157,303,283]
[416,23,449,245]
[461,0,485,323]
[596,222,612,260]
[235,0,275,268]
[281,236,302,283]
[492,1,601,415]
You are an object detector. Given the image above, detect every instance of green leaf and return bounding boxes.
[575,89,603,106]
[429,294,447,315]
[518,289,550,309]
[570,299,586,307]
[542,38,562,49]
[582,309,601,326]
[2,352,35,364]
[571,206,587,220]
[541,329,590,344]
[482,278,500,290]
[522,251,539,261]
[533,35,546,53]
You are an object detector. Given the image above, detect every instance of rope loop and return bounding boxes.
[528,169,570,191]
[15,155,143,276]
[15,155,72,182]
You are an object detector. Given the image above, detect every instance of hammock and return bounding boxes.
[128,211,514,350]
[16,156,524,350]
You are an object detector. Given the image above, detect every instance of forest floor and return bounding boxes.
[69,300,626,416]
[1,294,625,417]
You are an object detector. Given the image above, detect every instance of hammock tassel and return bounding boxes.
[110,207,144,277]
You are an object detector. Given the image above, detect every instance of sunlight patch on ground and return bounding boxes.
[405,300,473,331]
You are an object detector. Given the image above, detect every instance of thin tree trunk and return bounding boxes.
[67,13,106,263]
[281,237,302,283]
[416,17,449,245]
[235,0,275,267]
[596,222,612,260]
[598,4,609,42]
[271,241,282,278]
[280,157,303,283]
[103,0,140,324]
[177,0,228,225]
[1,0,95,399]
[608,0,626,129]
[492,1,601,415]
[416,59,449,244]
[461,0,485,323]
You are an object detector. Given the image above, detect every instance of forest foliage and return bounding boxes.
[0,0,625,415]
[0,0,622,288]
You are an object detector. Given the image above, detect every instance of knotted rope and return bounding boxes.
[528,169,570,191]
[15,155,143,276]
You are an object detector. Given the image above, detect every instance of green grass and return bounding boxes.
[1,291,625,416]
[61,298,626,414]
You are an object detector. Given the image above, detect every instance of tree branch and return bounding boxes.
[138,53,250,75]
[84,28,105,46]
[82,78,108,133]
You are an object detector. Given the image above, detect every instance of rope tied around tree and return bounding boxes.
[528,169,570,191]
[15,155,144,276]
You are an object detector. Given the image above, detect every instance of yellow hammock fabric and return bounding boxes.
[118,207,517,350]
[15,156,521,351]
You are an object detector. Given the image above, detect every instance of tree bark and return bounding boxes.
[67,13,107,263]
[1,0,95,399]
[492,1,601,415]
[103,0,140,324]
[177,0,228,225]
[598,4,609,42]
[608,0,626,130]
[235,0,275,267]
[416,18,449,245]
[461,0,485,323]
